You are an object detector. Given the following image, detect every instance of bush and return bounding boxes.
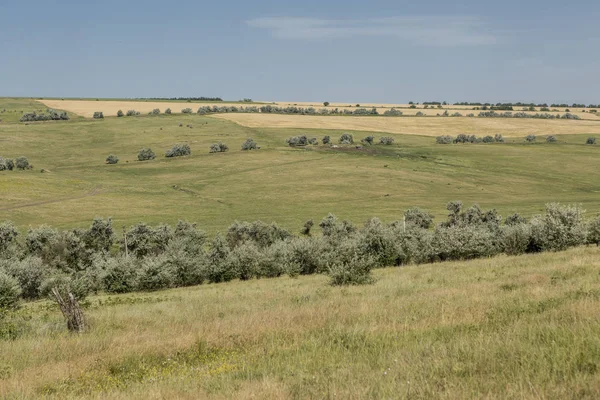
[525,135,536,142]
[494,134,505,143]
[241,138,258,150]
[102,257,139,294]
[19,110,69,122]
[5,257,47,299]
[361,136,374,145]
[0,271,21,310]
[126,110,139,116]
[137,148,156,161]
[586,137,596,145]
[0,157,14,171]
[105,154,119,164]
[379,137,394,145]
[181,108,192,114]
[93,112,104,119]
[224,242,262,281]
[436,135,453,144]
[136,256,174,291]
[117,110,124,117]
[404,207,434,229]
[165,143,191,158]
[589,216,600,246]
[339,133,354,145]
[209,143,229,153]
[501,224,531,255]
[165,108,172,114]
[15,157,31,170]
[546,135,557,143]
[327,239,375,286]
[383,108,403,116]
[0,222,19,256]
[482,135,494,143]
[530,203,587,252]
[151,108,160,115]
[416,111,425,116]
[323,102,330,107]
[287,135,309,147]
[322,135,331,144]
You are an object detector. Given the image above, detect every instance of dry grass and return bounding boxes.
[212,112,600,137]
[2,247,600,399]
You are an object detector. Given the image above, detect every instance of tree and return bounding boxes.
[105,155,119,164]
[323,102,330,107]
[15,156,30,170]
[165,144,191,158]
[93,112,104,119]
[117,110,124,117]
[241,138,258,150]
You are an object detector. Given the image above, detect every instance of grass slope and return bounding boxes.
[0,99,599,232]
[2,246,600,399]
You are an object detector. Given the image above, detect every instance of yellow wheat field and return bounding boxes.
[211,112,600,137]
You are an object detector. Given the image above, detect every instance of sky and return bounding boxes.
[0,0,599,104]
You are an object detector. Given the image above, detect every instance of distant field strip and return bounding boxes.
[37,99,600,121]
[211,113,600,137]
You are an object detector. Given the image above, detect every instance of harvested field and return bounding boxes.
[212,112,600,137]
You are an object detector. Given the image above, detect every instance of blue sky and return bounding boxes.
[1,0,598,104]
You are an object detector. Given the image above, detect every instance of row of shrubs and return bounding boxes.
[20,109,69,122]
[105,139,259,164]
[436,134,505,144]
[116,109,173,117]
[478,111,582,120]
[0,156,31,171]
[286,134,394,147]
[436,135,597,145]
[1,202,600,310]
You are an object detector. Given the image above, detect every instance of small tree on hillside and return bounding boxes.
[93,112,104,119]
[105,154,119,164]
[241,138,258,150]
[137,148,156,161]
[117,110,124,117]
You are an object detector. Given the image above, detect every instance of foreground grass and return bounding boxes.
[1,98,599,232]
[2,246,600,399]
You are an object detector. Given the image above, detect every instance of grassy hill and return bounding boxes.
[0,99,599,233]
[1,246,600,399]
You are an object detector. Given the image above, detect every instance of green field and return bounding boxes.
[2,247,600,399]
[1,98,599,233]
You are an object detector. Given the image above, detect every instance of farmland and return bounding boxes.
[1,98,599,232]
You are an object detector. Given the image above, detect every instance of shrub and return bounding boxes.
[137,148,156,161]
[225,242,262,281]
[206,235,234,283]
[586,137,596,145]
[436,135,453,144]
[501,224,531,255]
[308,137,318,145]
[530,203,587,252]
[15,157,31,170]
[546,135,557,143]
[5,257,47,299]
[323,102,330,107]
[105,154,119,164]
[151,108,160,115]
[122,223,172,258]
[101,257,139,294]
[117,110,124,117]
[482,135,494,143]
[165,143,191,158]
[0,222,19,256]
[241,138,258,150]
[286,237,325,275]
[379,137,394,145]
[588,216,600,246]
[361,136,374,145]
[525,135,536,142]
[209,143,229,153]
[383,108,403,116]
[0,271,21,310]
[165,108,172,114]
[404,207,434,229]
[0,157,14,171]
[93,111,104,119]
[287,135,309,147]
[126,110,139,117]
[505,213,527,226]
[339,133,354,144]
[494,134,505,143]
[181,108,192,114]
[416,111,425,116]
[322,135,331,144]
[136,256,174,291]
[327,239,375,286]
